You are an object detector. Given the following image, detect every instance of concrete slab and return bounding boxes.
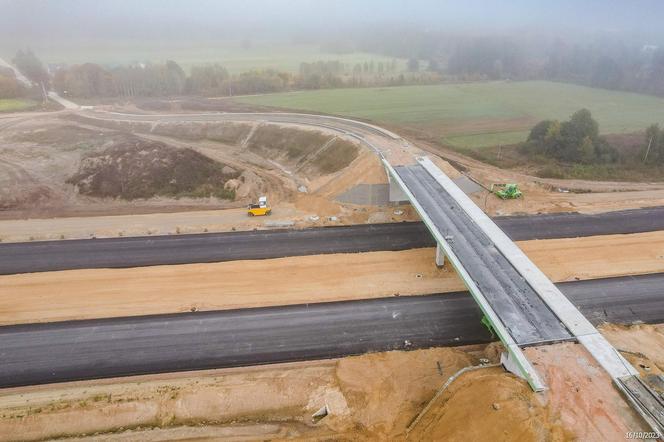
[335,184,389,206]
[452,175,484,195]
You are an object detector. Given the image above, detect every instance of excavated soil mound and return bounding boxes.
[67,136,241,200]
[70,116,361,178]
[10,124,109,146]
[407,367,568,441]
[152,121,253,144]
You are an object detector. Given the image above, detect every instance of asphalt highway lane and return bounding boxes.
[0,273,661,388]
[2,206,664,275]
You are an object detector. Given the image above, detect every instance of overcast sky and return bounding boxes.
[2,0,663,43]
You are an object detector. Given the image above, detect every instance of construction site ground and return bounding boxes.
[2,108,664,441]
[0,323,661,442]
[2,111,664,243]
[0,230,663,325]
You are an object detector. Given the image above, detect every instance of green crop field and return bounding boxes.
[237,81,664,148]
[0,40,403,75]
[0,99,37,112]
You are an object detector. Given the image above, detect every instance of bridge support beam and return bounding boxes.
[435,243,445,268]
[386,169,408,203]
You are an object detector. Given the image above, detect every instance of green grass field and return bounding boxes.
[0,98,37,112]
[0,40,403,75]
[237,81,664,148]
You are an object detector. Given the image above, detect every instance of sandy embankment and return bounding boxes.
[1,231,663,326]
[0,346,531,441]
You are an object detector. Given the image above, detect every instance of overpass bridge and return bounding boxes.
[385,156,663,431]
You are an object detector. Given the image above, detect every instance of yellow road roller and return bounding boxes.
[247,196,271,216]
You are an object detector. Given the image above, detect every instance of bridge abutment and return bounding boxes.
[386,170,408,203]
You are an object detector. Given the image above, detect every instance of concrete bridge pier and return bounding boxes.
[435,243,445,268]
[387,170,408,203]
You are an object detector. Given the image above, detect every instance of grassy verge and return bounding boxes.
[458,143,664,182]
[535,162,664,182]
[444,131,527,149]
[0,98,38,112]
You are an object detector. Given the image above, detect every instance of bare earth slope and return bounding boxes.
[2,324,661,441]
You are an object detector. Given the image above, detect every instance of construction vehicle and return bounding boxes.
[247,196,271,216]
[491,183,522,200]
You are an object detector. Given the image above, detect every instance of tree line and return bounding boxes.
[524,109,664,168]
[524,109,618,164]
[643,124,664,165]
[8,35,664,100]
[543,41,664,97]
[352,28,664,96]
[0,70,26,98]
[2,48,424,100]
[0,49,49,100]
[47,57,438,99]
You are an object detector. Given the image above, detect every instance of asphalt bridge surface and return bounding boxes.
[394,164,571,345]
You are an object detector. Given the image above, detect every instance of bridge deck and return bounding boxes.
[394,164,572,346]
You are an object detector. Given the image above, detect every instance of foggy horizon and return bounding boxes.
[2,0,664,46]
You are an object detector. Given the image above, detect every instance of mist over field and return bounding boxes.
[2,0,664,181]
[2,0,664,42]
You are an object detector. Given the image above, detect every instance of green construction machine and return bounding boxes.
[491,183,523,200]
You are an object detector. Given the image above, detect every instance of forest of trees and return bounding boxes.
[296,61,344,89]
[49,56,435,99]
[524,109,618,164]
[543,41,664,97]
[644,124,664,165]
[447,38,525,80]
[53,61,188,98]
[0,49,48,99]
[8,29,664,100]
[353,29,664,96]
[12,48,48,85]
[0,70,26,98]
[52,61,294,98]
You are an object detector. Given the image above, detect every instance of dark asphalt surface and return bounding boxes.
[395,164,570,345]
[0,224,432,275]
[559,273,664,325]
[1,273,662,388]
[2,206,664,275]
[495,206,664,241]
